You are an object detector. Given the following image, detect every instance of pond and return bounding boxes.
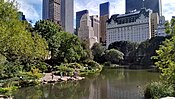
[13,69,160,99]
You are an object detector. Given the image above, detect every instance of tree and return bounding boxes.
[108,41,138,56]
[34,20,62,41]
[153,19,175,84]
[0,1,48,64]
[105,49,124,64]
[91,43,105,63]
[50,32,91,63]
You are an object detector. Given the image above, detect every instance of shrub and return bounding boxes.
[144,82,174,99]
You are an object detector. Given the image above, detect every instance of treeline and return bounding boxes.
[92,35,171,68]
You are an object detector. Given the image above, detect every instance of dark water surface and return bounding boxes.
[13,69,160,99]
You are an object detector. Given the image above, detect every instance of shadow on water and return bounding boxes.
[13,69,160,99]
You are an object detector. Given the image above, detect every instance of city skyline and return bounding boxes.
[16,0,175,25]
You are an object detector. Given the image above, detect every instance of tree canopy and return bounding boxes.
[0,1,48,63]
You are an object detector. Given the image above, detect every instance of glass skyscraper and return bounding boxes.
[126,0,162,16]
[100,2,110,16]
[99,2,110,44]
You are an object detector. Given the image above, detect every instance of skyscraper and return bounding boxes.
[78,13,97,48]
[61,0,74,33]
[100,2,110,44]
[42,0,61,24]
[126,0,162,16]
[90,15,100,42]
[76,10,89,35]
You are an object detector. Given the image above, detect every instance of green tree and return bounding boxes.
[108,41,138,56]
[153,18,175,84]
[51,32,90,63]
[0,1,48,65]
[91,43,105,63]
[105,49,124,64]
[34,20,62,41]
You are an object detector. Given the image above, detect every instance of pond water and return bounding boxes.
[13,69,160,99]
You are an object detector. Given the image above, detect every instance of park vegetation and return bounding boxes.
[0,0,102,96]
[144,18,175,98]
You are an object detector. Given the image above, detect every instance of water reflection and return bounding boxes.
[13,69,159,99]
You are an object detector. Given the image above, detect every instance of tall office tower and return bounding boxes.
[126,0,162,16]
[43,0,61,24]
[78,14,97,48]
[151,13,159,37]
[76,10,89,35]
[61,0,74,33]
[90,15,100,42]
[100,2,110,44]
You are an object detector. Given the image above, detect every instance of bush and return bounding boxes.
[144,82,175,99]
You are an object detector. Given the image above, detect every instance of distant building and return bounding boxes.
[78,14,98,48]
[126,0,162,16]
[76,10,89,35]
[90,15,100,42]
[100,2,110,44]
[106,8,153,47]
[151,13,159,37]
[61,0,74,33]
[42,0,61,24]
[18,12,26,20]
[155,16,167,37]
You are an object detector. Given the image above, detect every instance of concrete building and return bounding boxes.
[151,13,159,37]
[100,2,110,44]
[42,0,61,24]
[155,16,167,37]
[106,8,153,47]
[126,0,162,16]
[76,10,89,35]
[61,0,74,33]
[78,14,98,48]
[90,15,100,42]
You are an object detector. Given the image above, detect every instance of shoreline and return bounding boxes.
[41,73,85,84]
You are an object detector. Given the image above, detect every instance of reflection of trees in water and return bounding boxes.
[13,81,91,99]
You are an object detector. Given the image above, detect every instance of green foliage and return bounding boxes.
[153,36,175,84]
[108,41,138,56]
[0,1,48,64]
[91,43,105,63]
[34,20,62,41]
[105,49,124,64]
[144,82,175,99]
[50,32,91,63]
[165,18,175,36]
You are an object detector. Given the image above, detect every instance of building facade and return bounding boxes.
[151,13,159,37]
[61,0,74,33]
[76,10,89,35]
[126,0,162,16]
[100,2,110,44]
[42,0,61,24]
[155,16,167,37]
[78,14,98,48]
[90,15,100,42]
[106,8,153,47]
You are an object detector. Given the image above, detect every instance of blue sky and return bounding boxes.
[16,0,175,25]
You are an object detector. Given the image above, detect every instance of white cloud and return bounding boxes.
[162,0,175,21]
[16,0,41,23]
